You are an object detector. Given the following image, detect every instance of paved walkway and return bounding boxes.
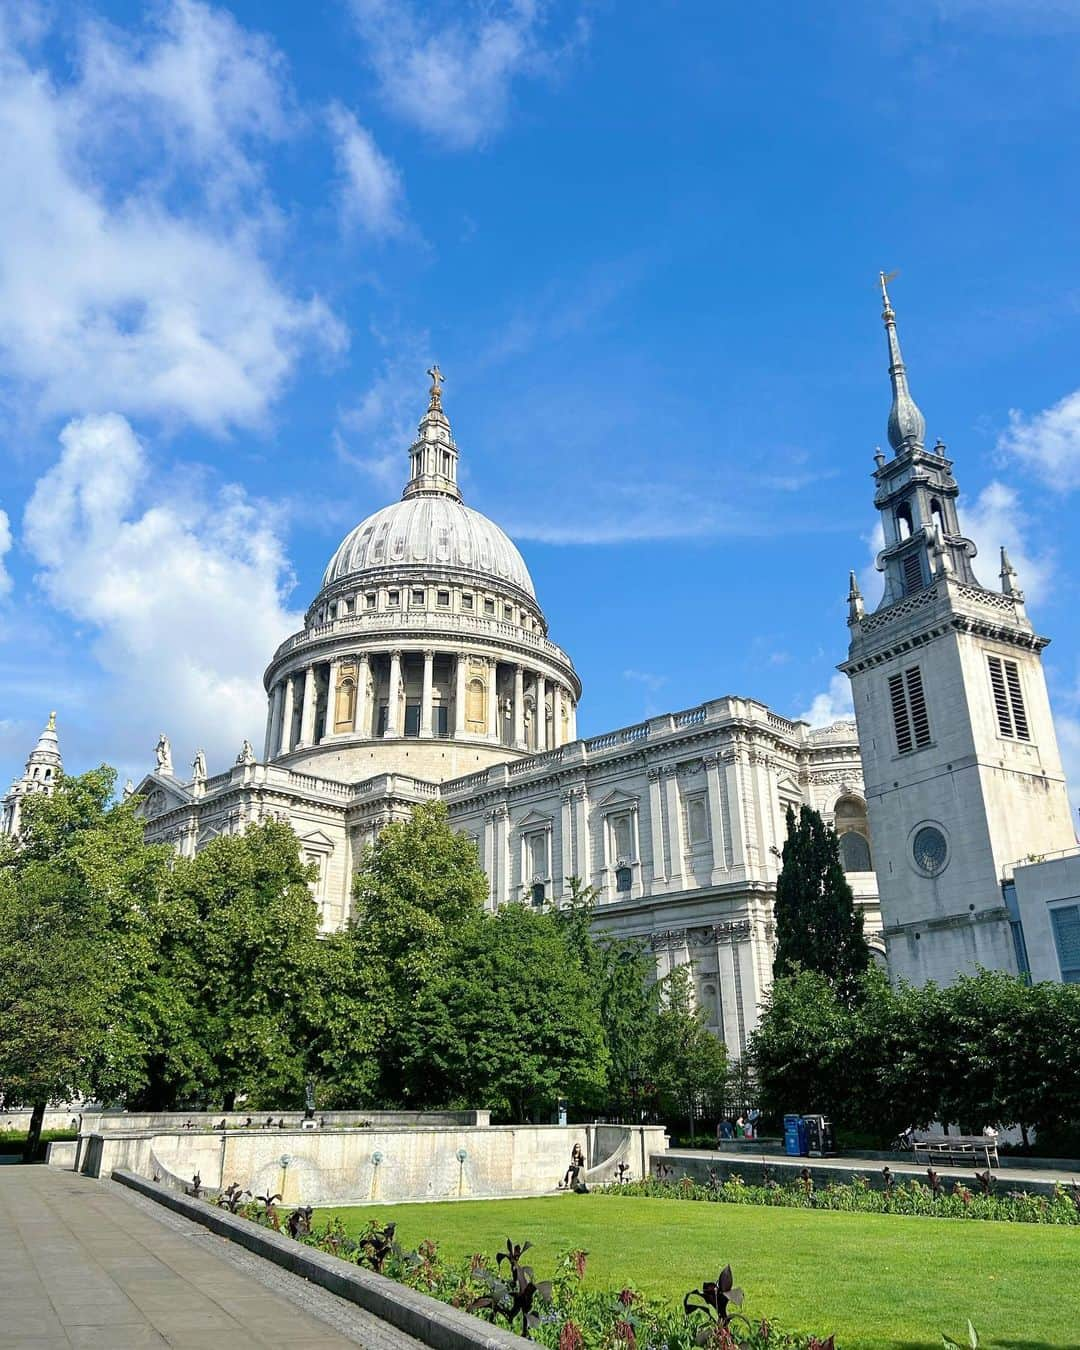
[0,1166,427,1350]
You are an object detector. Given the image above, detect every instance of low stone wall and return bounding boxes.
[114,1170,531,1350]
[78,1122,669,1205]
[660,1150,1069,1199]
[80,1109,491,1134]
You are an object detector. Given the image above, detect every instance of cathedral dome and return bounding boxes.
[322,495,535,600]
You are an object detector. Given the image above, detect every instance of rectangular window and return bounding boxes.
[344,596,354,614]
[387,590,399,607]
[888,665,931,755]
[376,705,388,735]
[1050,905,1080,983]
[437,589,450,607]
[987,655,1030,741]
[484,598,495,615]
[404,702,421,737]
[686,796,709,847]
[462,593,474,611]
[902,550,925,595]
[365,592,376,609]
[433,705,449,737]
[504,604,513,620]
[411,588,425,606]
[610,812,634,863]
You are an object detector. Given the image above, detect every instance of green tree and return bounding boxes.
[773,805,870,997]
[332,800,489,1103]
[0,767,171,1157]
[553,879,661,1110]
[151,819,324,1109]
[644,964,728,1135]
[749,967,859,1123]
[399,900,608,1120]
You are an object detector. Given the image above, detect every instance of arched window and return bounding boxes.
[834,795,872,873]
[930,498,946,537]
[839,831,872,873]
[896,503,913,540]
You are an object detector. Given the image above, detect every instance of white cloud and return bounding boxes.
[23,414,302,771]
[327,102,404,236]
[0,508,11,596]
[348,0,586,150]
[1055,712,1080,817]
[0,2,343,433]
[963,480,1051,604]
[998,390,1080,492]
[797,674,855,728]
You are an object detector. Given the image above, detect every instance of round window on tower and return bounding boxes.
[912,824,948,877]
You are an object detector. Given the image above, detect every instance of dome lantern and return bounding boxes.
[403,365,462,503]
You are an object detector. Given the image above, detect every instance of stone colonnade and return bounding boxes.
[264,649,577,758]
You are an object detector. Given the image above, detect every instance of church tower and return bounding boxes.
[1,712,63,837]
[840,276,1075,985]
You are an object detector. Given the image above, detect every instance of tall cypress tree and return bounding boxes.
[773,804,870,997]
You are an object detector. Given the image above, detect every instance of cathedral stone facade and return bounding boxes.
[129,367,882,1057]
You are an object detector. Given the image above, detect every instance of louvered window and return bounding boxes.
[888,665,932,755]
[902,550,925,595]
[987,655,1030,741]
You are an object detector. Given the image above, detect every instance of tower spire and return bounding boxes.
[847,570,865,623]
[879,271,927,454]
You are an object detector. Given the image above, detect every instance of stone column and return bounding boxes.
[536,674,547,752]
[647,767,666,889]
[298,665,317,747]
[560,790,574,893]
[552,685,564,748]
[724,750,748,872]
[384,650,402,737]
[572,786,590,885]
[356,653,371,737]
[568,700,578,741]
[278,675,295,755]
[420,649,434,737]
[486,658,499,740]
[264,682,282,760]
[703,753,728,882]
[513,665,525,748]
[323,659,340,739]
[454,652,467,736]
[663,765,684,888]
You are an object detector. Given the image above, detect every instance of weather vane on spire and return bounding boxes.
[879,269,898,317]
[427,363,444,410]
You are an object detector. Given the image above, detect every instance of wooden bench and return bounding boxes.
[912,1136,999,1168]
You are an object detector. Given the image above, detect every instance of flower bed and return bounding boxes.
[602,1171,1080,1224]
[209,1185,835,1349]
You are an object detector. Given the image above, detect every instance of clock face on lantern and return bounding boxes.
[912,825,948,876]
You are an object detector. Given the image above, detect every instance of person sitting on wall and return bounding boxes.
[559,1142,585,1189]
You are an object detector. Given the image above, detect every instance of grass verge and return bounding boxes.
[318,1193,1079,1349]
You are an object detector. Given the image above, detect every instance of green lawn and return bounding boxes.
[318,1194,1079,1350]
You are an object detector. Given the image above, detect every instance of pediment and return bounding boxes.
[776,776,801,799]
[594,787,638,810]
[298,829,335,852]
[133,772,193,818]
[514,808,553,830]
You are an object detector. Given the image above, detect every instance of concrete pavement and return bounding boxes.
[0,1165,427,1350]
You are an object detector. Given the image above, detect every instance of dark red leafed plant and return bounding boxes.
[684,1265,747,1343]
[359,1221,398,1273]
[927,1167,942,1198]
[975,1170,994,1196]
[613,1318,637,1348]
[217,1182,249,1213]
[469,1239,553,1340]
[559,1319,585,1350]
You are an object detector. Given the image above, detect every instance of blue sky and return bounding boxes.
[1,0,1079,811]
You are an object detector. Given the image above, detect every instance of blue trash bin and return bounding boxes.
[783,1114,805,1157]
